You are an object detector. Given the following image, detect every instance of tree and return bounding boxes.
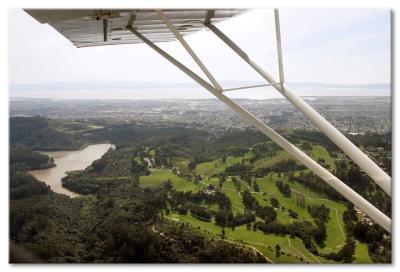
[188,161,197,171]
[308,204,330,222]
[270,197,280,208]
[255,206,277,223]
[301,141,312,152]
[242,190,258,210]
[295,192,306,208]
[221,155,227,163]
[132,175,140,187]
[219,174,226,188]
[288,209,298,219]
[275,244,281,258]
[162,180,173,190]
[232,177,241,191]
[276,180,291,197]
[253,180,260,192]
[313,219,327,246]
[92,159,107,173]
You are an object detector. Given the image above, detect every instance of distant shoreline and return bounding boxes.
[9,95,392,101]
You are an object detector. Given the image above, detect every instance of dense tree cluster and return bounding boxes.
[233,212,256,227]
[10,172,51,200]
[293,172,344,201]
[288,209,298,219]
[10,117,84,151]
[183,190,232,211]
[307,204,330,246]
[224,163,252,175]
[253,159,306,178]
[91,158,107,173]
[308,204,330,222]
[285,130,340,153]
[10,165,266,263]
[225,146,249,157]
[130,157,150,176]
[270,197,280,208]
[323,238,356,263]
[189,205,212,222]
[249,142,278,163]
[276,180,291,197]
[255,220,319,254]
[242,190,259,210]
[61,147,152,195]
[10,145,55,171]
[348,132,391,150]
[334,162,391,217]
[255,206,277,224]
[270,159,306,172]
[215,210,234,227]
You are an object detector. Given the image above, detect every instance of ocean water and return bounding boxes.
[9,86,390,100]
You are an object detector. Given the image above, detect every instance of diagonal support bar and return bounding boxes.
[128,26,391,233]
[156,9,223,92]
[223,82,281,92]
[206,22,391,196]
[274,9,284,85]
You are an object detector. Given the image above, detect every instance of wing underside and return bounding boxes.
[25,9,244,48]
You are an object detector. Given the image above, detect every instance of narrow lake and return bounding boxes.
[29,143,113,197]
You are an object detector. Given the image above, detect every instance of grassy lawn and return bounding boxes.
[140,169,205,192]
[251,193,293,224]
[195,155,247,176]
[222,178,237,190]
[253,151,292,170]
[309,198,346,253]
[160,143,367,263]
[255,172,347,251]
[208,170,347,254]
[222,189,245,212]
[168,213,329,263]
[354,241,373,263]
[311,145,336,169]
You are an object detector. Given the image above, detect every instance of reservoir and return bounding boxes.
[29,143,113,197]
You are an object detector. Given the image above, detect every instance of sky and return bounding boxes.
[8,8,391,99]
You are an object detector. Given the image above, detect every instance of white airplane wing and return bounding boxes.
[25,9,244,48]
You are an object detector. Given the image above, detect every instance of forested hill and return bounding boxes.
[9,169,266,263]
[10,117,84,151]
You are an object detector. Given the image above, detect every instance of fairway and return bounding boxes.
[354,241,373,263]
[143,143,374,263]
[195,155,248,176]
[169,213,326,263]
[140,169,206,192]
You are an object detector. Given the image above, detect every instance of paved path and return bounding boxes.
[152,225,176,241]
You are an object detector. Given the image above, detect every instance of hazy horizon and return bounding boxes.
[9,85,391,100]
